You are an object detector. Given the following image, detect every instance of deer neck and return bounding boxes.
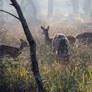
[44,33,51,44]
[19,44,24,51]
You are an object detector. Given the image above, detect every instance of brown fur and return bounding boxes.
[41,26,70,62]
[41,26,52,45]
[76,32,92,45]
[0,39,27,60]
[67,35,76,46]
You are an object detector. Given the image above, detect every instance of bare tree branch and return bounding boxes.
[0,9,20,20]
[8,0,46,92]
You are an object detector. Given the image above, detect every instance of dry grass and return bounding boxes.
[0,19,92,92]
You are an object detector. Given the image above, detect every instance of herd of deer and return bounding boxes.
[0,26,92,62]
[41,26,92,62]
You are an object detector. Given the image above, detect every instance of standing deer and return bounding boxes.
[0,39,27,60]
[76,32,92,46]
[67,35,76,46]
[41,26,70,62]
[41,26,52,45]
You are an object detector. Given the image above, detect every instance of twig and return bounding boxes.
[0,9,20,20]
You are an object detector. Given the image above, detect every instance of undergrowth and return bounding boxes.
[0,43,92,92]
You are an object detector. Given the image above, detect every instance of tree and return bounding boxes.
[0,0,4,26]
[48,0,54,17]
[83,0,92,16]
[71,0,79,14]
[20,0,39,23]
[0,0,45,92]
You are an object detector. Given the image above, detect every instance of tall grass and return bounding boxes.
[0,40,92,92]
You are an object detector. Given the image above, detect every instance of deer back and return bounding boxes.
[67,35,76,46]
[52,33,70,56]
[76,32,92,45]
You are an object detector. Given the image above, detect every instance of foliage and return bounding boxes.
[0,42,92,92]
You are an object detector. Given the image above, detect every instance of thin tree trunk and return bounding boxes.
[71,0,79,14]
[0,0,4,26]
[48,0,54,17]
[10,0,45,92]
[83,0,92,16]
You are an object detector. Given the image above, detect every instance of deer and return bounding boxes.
[67,35,76,46]
[41,26,52,45]
[76,32,92,46]
[0,39,27,60]
[41,26,70,63]
[41,26,76,46]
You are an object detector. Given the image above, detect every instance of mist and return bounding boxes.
[0,0,92,24]
[0,1,92,92]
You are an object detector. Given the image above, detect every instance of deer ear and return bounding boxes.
[47,26,49,30]
[41,26,45,30]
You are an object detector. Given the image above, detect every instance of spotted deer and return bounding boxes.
[67,35,76,46]
[41,26,52,45]
[41,26,70,62]
[76,32,92,46]
[0,39,27,60]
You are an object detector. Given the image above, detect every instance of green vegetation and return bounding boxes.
[0,41,92,92]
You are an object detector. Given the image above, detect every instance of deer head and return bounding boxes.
[19,39,28,51]
[41,26,49,36]
[41,26,52,44]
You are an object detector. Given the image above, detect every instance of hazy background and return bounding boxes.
[0,0,92,41]
[1,0,92,23]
